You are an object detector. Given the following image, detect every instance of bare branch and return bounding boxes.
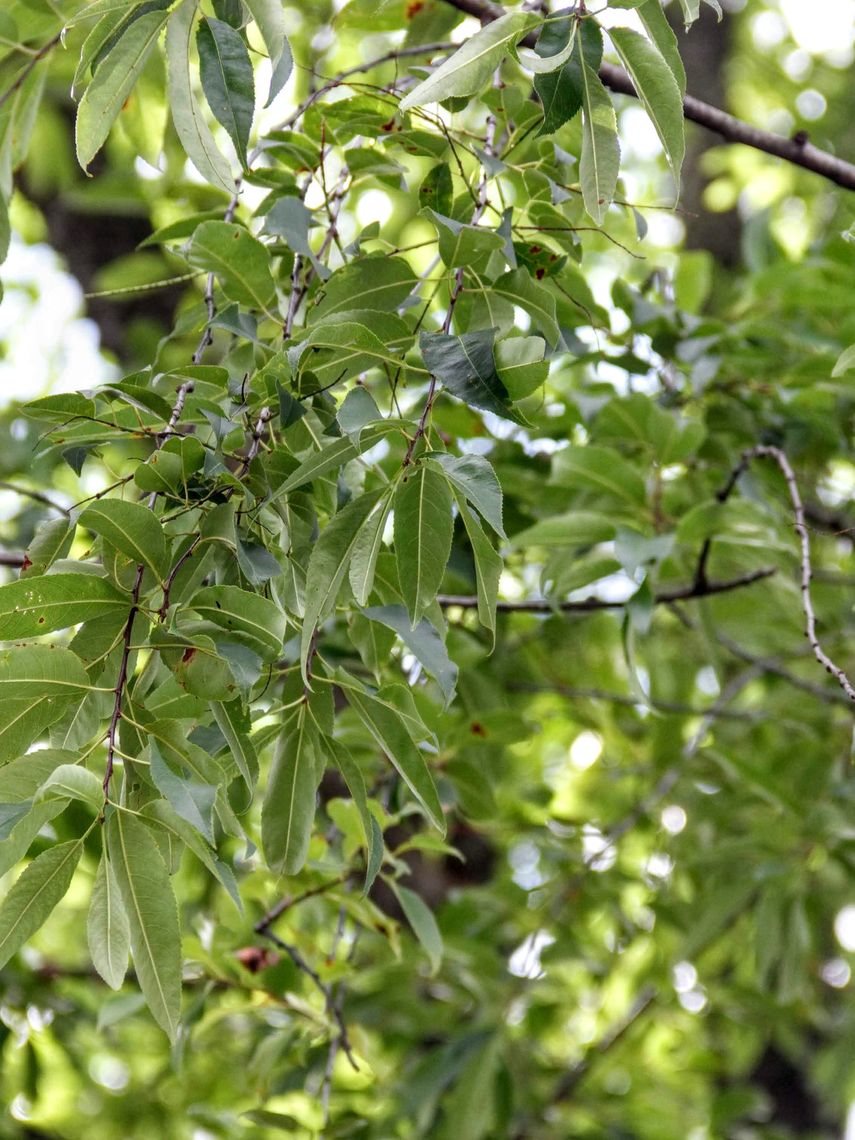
[437,566,776,614]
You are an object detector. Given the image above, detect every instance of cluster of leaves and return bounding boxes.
[3,0,855,1136]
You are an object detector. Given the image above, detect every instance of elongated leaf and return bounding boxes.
[140,799,242,912]
[420,329,524,425]
[80,498,168,580]
[186,221,276,312]
[190,585,287,660]
[364,605,458,704]
[396,884,443,975]
[609,27,684,191]
[75,10,169,169]
[394,463,454,627]
[0,647,90,763]
[149,739,216,845]
[429,453,505,539]
[579,62,620,225]
[261,703,320,875]
[107,811,182,1042]
[244,0,293,104]
[535,15,602,136]
[272,423,402,499]
[0,839,83,969]
[350,489,394,606]
[211,700,258,787]
[345,684,445,833]
[332,741,384,894]
[638,0,686,97]
[456,497,502,642]
[88,853,130,991]
[0,573,129,639]
[301,491,382,681]
[166,0,235,192]
[399,11,540,110]
[197,16,254,166]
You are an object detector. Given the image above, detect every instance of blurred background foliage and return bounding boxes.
[3,1,855,1138]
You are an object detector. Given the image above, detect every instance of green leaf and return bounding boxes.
[534,14,602,136]
[107,811,182,1042]
[190,585,287,661]
[495,336,549,400]
[79,498,168,580]
[87,853,131,991]
[551,445,646,507]
[186,220,276,312]
[394,463,454,627]
[211,699,259,788]
[149,739,217,845]
[140,799,242,912]
[491,269,560,348]
[421,208,505,270]
[261,702,321,875]
[75,10,170,169]
[519,19,576,73]
[0,192,9,266]
[35,764,104,812]
[364,605,458,704]
[21,517,74,579]
[833,343,855,377]
[332,741,384,894]
[456,497,502,641]
[197,16,254,167]
[395,885,443,975]
[0,573,129,639]
[308,256,418,323]
[419,162,453,217]
[399,11,540,110]
[579,61,620,224]
[165,0,235,193]
[0,839,83,969]
[349,489,395,606]
[243,0,293,104]
[638,0,686,97]
[271,423,402,499]
[420,329,524,424]
[345,682,445,833]
[300,491,382,681]
[609,27,684,191]
[0,644,90,699]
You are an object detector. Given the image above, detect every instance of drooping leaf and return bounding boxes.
[399,11,540,110]
[395,884,443,975]
[243,0,293,104]
[0,646,91,763]
[609,27,685,191]
[75,10,170,169]
[455,497,502,642]
[211,699,258,787]
[149,738,217,845]
[34,764,104,813]
[349,489,395,606]
[300,491,382,681]
[88,852,131,991]
[0,839,84,970]
[363,605,458,704]
[394,463,454,627]
[638,0,686,96]
[165,0,235,193]
[344,681,445,833]
[261,702,321,875]
[332,740,384,894]
[196,16,255,167]
[579,62,620,225]
[107,810,182,1042]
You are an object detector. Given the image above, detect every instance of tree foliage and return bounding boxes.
[2,0,855,1136]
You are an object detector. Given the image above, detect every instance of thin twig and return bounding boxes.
[0,481,69,516]
[0,31,61,112]
[437,0,855,192]
[437,566,776,614]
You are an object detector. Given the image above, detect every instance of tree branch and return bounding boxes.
[437,565,775,614]
[438,0,855,192]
